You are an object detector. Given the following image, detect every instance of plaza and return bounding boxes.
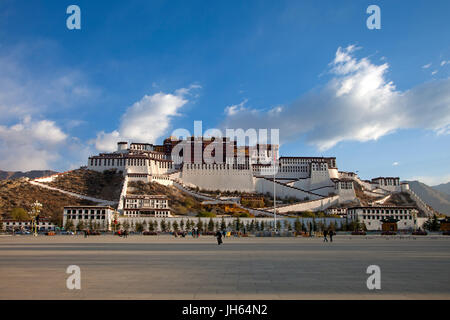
[0,235,449,300]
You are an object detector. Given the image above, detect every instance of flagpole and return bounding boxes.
[273,153,277,233]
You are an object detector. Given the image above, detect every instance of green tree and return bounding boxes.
[65,219,75,232]
[11,208,29,220]
[172,220,179,232]
[142,220,147,231]
[294,217,302,233]
[196,218,203,231]
[122,220,130,231]
[76,220,85,231]
[284,220,292,231]
[424,215,440,231]
[160,219,167,232]
[221,217,227,230]
[135,222,144,233]
[234,218,241,231]
[180,219,185,230]
[276,220,281,231]
[167,221,172,231]
[148,221,155,232]
[208,218,215,232]
[249,220,255,232]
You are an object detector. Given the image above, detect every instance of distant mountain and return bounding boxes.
[406,180,450,215]
[432,182,450,196]
[0,170,58,180]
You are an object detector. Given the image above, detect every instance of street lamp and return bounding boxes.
[29,200,42,237]
[113,210,119,234]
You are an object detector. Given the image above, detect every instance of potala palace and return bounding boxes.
[85,137,429,217]
[18,135,439,233]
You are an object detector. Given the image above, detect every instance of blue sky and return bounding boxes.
[0,0,449,185]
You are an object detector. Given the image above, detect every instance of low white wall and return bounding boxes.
[117,216,276,231]
[255,177,322,201]
[264,195,339,214]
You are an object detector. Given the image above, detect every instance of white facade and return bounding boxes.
[63,206,117,230]
[347,206,419,231]
[123,194,172,217]
[1,219,56,231]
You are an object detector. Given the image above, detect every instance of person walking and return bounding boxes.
[329,229,334,242]
[323,229,328,242]
[215,230,223,245]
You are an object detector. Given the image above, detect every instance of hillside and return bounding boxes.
[432,181,450,195]
[406,180,450,215]
[0,178,95,224]
[128,181,227,216]
[0,170,58,180]
[44,169,124,201]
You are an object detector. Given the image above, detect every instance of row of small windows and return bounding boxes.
[90,158,125,167]
[124,210,170,217]
[361,209,410,214]
[66,209,106,215]
[90,158,172,168]
[67,215,106,220]
[336,182,353,190]
[185,164,250,170]
[279,166,308,173]
[157,162,172,169]
[3,221,52,226]
[363,215,412,220]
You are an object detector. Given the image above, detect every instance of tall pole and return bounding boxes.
[274,171,276,232]
[273,150,277,233]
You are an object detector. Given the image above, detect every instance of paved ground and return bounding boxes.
[1,235,449,299]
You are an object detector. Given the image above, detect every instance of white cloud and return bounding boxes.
[0,43,97,171]
[0,117,69,171]
[222,45,450,150]
[0,52,95,122]
[93,86,200,152]
[422,63,432,69]
[392,162,399,166]
[431,70,438,75]
[225,99,248,116]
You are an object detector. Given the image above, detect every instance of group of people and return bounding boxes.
[117,230,128,238]
[323,229,335,242]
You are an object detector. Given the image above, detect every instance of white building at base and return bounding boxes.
[347,206,420,231]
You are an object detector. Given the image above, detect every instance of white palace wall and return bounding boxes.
[180,165,255,192]
[264,195,339,214]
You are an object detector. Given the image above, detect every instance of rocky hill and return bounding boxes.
[406,180,450,215]
[432,181,450,196]
[0,178,95,224]
[0,170,58,180]
[43,169,124,201]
